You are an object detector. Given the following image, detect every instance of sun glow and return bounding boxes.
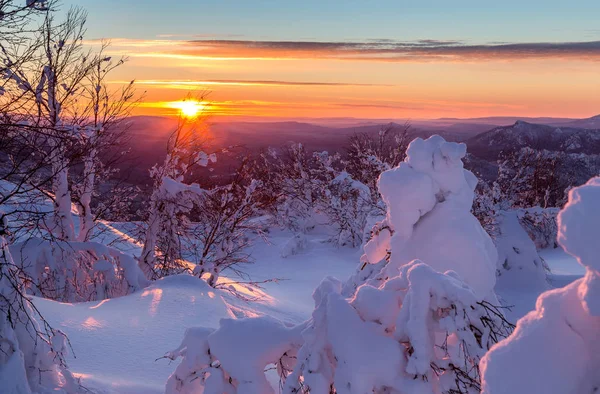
[169,100,206,118]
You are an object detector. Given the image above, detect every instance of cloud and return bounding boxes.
[110,79,390,88]
[169,39,600,62]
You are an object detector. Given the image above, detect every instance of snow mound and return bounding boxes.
[33,275,235,393]
[481,177,600,394]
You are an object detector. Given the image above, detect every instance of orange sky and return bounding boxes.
[97,38,600,121]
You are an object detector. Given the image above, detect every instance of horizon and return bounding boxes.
[61,0,600,120]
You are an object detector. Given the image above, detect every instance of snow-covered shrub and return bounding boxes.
[164,317,305,394]
[472,181,499,237]
[0,215,80,393]
[322,172,371,247]
[252,143,319,233]
[285,264,513,394]
[516,207,559,249]
[253,145,374,246]
[493,211,549,291]
[280,233,308,258]
[10,238,148,302]
[494,147,560,209]
[480,177,600,394]
[342,123,410,210]
[139,119,215,279]
[357,135,497,299]
[189,159,265,287]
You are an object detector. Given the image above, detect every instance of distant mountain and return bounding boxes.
[466,120,600,160]
[555,115,600,129]
[109,115,600,187]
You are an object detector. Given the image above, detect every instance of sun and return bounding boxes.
[170,100,205,118]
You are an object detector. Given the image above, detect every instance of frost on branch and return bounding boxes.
[481,177,600,394]
[348,135,497,300]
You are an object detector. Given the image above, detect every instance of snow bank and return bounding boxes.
[481,177,600,394]
[361,135,497,299]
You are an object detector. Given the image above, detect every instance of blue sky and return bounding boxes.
[70,0,600,43]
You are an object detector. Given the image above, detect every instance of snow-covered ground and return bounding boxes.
[33,223,583,394]
[34,226,360,394]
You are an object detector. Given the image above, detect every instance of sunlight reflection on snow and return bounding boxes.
[81,317,104,330]
[141,288,163,316]
[89,299,110,309]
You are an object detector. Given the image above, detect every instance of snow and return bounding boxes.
[34,275,233,394]
[481,177,600,394]
[21,210,588,394]
[4,141,594,393]
[31,228,358,393]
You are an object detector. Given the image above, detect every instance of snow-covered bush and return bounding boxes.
[493,210,549,291]
[0,215,80,394]
[280,232,308,258]
[254,143,320,233]
[321,171,371,247]
[10,238,148,302]
[343,123,410,210]
[494,147,560,209]
[516,207,559,249]
[355,135,497,299]
[253,145,374,247]
[164,317,305,394]
[480,177,600,394]
[285,264,513,394]
[189,159,265,287]
[139,119,215,279]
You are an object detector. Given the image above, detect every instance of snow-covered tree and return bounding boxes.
[1,6,135,242]
[71,44,136,242]
[343,123,410,211]
[0,213,80,393]
[1,4,143,302]
[189,158,266,287]
[480,177,600,394]
[322,171,371,247]
[253,143,320,233]
[139,116,214,279]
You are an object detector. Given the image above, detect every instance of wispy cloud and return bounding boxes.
[176,39,600,62]
[110,79,391,88]
[100,37,600,62]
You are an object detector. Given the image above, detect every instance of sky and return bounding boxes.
[65,0,600,120]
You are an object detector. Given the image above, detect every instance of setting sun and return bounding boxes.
[169,100,206,118]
